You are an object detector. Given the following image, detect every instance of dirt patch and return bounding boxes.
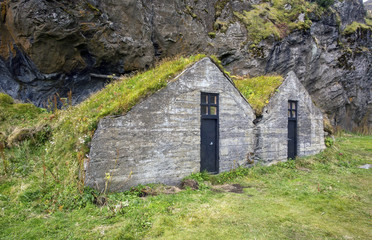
[211,184,247,194]
[180,179,199,190]
[140,185,182,197]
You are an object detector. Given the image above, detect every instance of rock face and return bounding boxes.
[255,72,326,164]
[86,58,256,191]
[0,0,371,130]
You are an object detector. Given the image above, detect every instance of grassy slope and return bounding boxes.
[0,134,371,239]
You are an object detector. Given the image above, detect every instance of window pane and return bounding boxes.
[288,110,291,117]
[201,106,208,115]
[292,110,296,118]
[210,106,217,115]
[292,102,296,110]
[211,96,217,104]
[288,102,291,109]
[201,94,208,104]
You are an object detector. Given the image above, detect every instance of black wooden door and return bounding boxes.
[288,120,297,159]
[287,101,297,159]
[200,92,219,173]
[201,119,218,172]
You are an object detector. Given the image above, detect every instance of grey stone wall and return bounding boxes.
[255,71,326,164]
[85,58,256,191]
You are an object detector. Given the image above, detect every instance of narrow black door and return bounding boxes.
[287,101,297,159]
[200,93,219,173]
[201,119,217,172]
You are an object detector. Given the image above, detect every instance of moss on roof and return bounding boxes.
[233,75,284,116]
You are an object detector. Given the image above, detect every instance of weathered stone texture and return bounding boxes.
[86,58,255,191]
[255,71,326,164]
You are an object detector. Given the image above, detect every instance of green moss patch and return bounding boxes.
[234,0,317,43]
[343,21,372,35]
[234,75,283,116]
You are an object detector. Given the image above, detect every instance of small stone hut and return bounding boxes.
[85,58,256,191]
[255,71,326,164]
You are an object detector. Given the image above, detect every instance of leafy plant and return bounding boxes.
[325,136,334,147]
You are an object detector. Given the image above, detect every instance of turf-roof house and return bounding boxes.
[254,72,325,164]
[86,58,256,191]
[85,58,325,192]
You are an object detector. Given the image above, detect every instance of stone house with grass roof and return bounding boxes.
[85,58,325,192]
[86,57,257,191]
[255,71,325,164]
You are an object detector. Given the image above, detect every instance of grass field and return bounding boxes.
[1,134,371,239]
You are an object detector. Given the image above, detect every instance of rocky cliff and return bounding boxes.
[0,0,371,130]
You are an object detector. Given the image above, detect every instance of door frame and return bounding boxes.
[200,92,219,173]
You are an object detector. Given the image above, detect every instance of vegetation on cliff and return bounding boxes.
[232,0,319,43]
[343,21,372,35]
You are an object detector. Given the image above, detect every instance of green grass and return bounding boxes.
[0,93,48,134]
[0,134,371,239]
[234,75,283,116]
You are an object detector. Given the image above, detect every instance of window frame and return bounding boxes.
[288,100,297,120]
[201,92,219,119]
